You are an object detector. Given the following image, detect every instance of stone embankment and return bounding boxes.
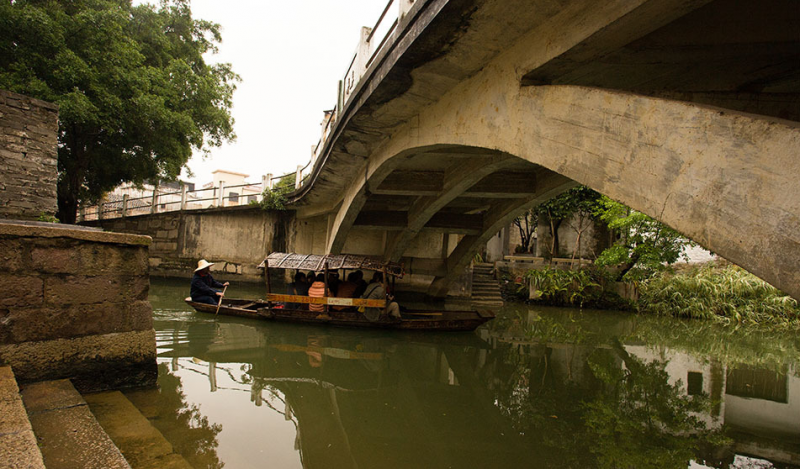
[0,221,156,390]
[85,207,292,283]
[1,365,191,469]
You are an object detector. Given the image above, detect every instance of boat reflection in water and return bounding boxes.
[141,282,800,468]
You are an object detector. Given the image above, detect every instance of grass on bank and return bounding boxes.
[508,264,800,328]
[638,265,800,327]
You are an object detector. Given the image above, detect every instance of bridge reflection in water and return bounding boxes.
[138,282,799,468]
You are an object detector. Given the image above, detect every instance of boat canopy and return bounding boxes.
[258,252,405,278]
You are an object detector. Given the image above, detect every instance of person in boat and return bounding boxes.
[286,271,309,310]
[361,272,401,321]
[326,271,340,296]
[190,259,229,305]
[352,270,368,298]
[332,271,360,312]
[308,273,331,313]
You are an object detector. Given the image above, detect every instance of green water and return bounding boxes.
[136,278,800,468]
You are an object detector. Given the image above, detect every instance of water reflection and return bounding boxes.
[140,279,800,468]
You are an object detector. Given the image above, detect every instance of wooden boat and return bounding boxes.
[184,252,496,332]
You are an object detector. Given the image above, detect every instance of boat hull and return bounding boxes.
[184,298,494,332]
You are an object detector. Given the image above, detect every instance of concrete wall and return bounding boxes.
[0,222,156,391]
[0,90,58,221]
[88,206,292,282]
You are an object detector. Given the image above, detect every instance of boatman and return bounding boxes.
[191,259,229,305]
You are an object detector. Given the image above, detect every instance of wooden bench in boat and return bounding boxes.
[265,293,386,309]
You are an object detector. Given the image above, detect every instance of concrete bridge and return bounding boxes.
[287,0,800,298]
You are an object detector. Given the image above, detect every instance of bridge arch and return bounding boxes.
[323,84,799,298]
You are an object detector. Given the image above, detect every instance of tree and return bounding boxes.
[594,196,694,280]
[0,0,238,223]
[512,208,537,253]
[535,186,602,260]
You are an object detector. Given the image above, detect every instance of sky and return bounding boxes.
[140,0,393,185]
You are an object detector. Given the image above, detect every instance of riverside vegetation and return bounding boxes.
[506,189,800,328]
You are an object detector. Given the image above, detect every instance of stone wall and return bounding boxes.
[0,90,59,220]
[0,222,156,391]
[87,206,291,282]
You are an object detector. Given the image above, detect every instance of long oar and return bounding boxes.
[215,285,228,315]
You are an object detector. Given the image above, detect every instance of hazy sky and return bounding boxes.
[143,0,392,185]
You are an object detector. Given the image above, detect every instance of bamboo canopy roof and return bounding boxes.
[258,252,405,278]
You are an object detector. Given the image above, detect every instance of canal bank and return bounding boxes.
[121,278,800,468]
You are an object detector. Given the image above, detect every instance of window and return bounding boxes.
[228,192,239,203]
[687,372,703,396]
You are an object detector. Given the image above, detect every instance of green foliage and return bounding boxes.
[36,213,59,223]
[535,186,603,258]
[638,264,800,327]
[525,267,599,308]
[594,196,693,281]
[0,0,239,223]
[255,173,295,210]
[584,343,728,469]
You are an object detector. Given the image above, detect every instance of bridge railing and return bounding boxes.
[79,181,267,222]
[295,0,417,192]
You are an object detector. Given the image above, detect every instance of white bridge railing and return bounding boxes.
[79,173,293,221]
[296,0,416,190]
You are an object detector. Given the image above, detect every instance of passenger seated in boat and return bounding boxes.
[327,271,340,296]
[332,272,359,311]
[360,272,401,321]
[352,270,368,298]
[308,273,331,313]
[286,271,309,310]
[190,259,229,305]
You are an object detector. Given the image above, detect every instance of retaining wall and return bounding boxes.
[86,206,292,282]
[0,222,156,391]
[0,90,58,220]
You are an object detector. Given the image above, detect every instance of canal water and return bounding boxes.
[133,278,800,468]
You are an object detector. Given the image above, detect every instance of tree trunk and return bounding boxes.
[56,183,78,224]
[551,219,562,258]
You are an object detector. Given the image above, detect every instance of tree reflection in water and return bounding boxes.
[584,342,728,469]
[488,312,730,469]
[126,363,224,469]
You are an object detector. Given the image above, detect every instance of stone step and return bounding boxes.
[84,391,192,469]
[472,300,504,306]
[0,366,46,469]
[472,295,504,301]
[21,380,131,469]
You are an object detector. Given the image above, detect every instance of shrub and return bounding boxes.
[638,265,800,327]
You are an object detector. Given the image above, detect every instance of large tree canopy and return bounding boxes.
[0,0,238,223]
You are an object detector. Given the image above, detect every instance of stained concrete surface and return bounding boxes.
[0,366,45,469]
[84,391,192,469]
[21,379,131,469]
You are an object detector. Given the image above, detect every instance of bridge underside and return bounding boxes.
[291,0,800,299]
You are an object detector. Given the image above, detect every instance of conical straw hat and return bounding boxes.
[195,259,215,272]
